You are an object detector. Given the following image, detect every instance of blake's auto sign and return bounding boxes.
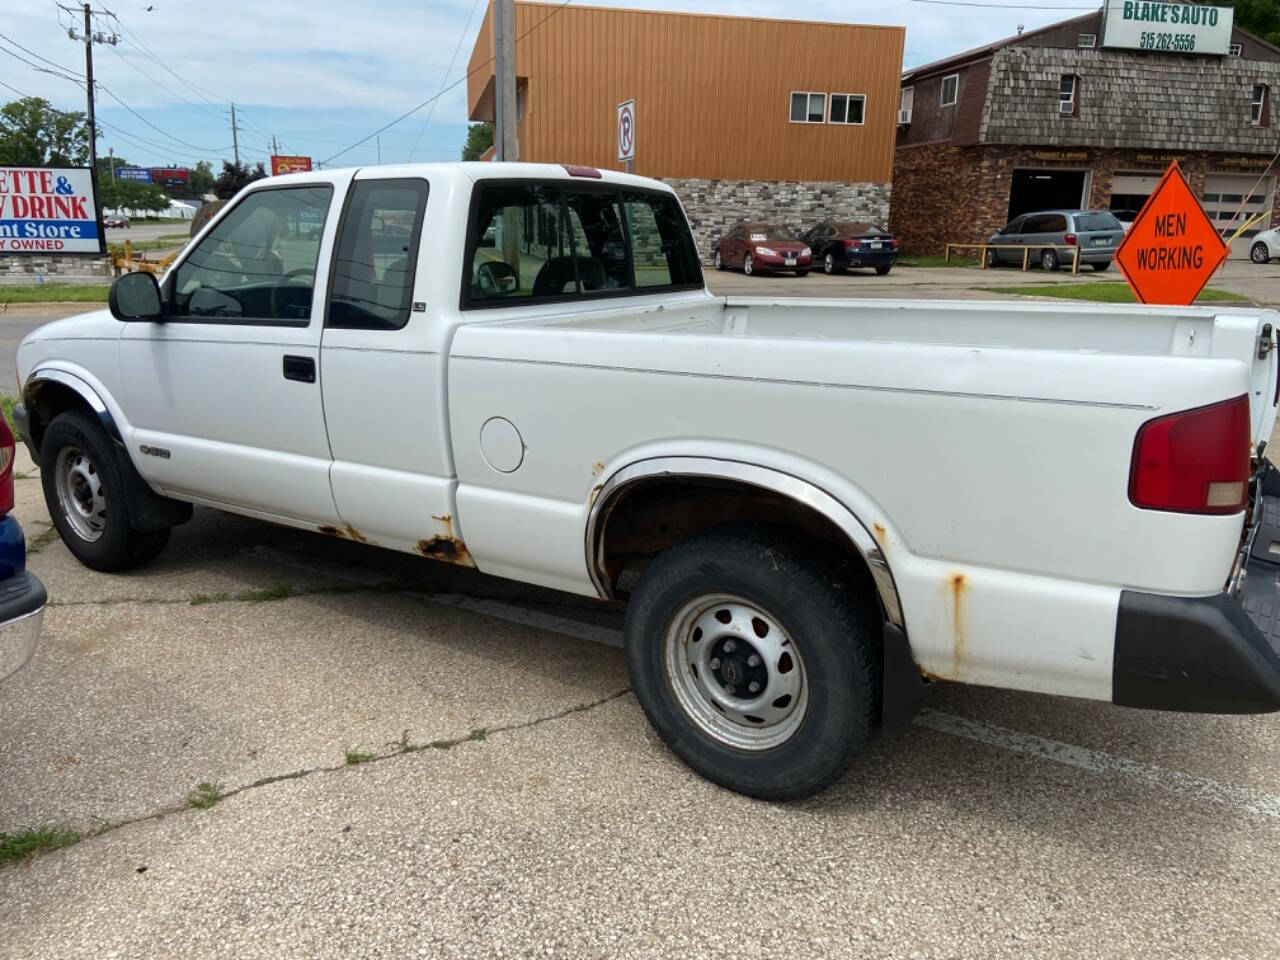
[0,166,102,254]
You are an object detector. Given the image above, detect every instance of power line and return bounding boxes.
[96,83,232,152]
[105,12,228,111]
[105,42,226,120]
[0,29,84,78]
[408,0,484,162]
[0,37,82,84]
[320,0,575,167]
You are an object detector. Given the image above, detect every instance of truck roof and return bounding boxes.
[262,161,675,194]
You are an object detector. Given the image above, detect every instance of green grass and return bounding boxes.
[237,583,295,604]
[150,233,192,246]
[899,253,978,268]
[186,781,222,810]
[977,282,1249,304]
[1,395,15,435]
[344,749,375,766]
[0,827,81,864]
[0,285,109,304]
[190,592,229,606]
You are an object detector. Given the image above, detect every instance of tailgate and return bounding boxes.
[1213,310,1280,450]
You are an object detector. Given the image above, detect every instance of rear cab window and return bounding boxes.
[463,180,702,308]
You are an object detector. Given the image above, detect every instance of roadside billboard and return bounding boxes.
[0,166,102,254]
[271,155,314,176]
[1102,0,1234,55]
[151,167,190,189]
[118,165,153,183]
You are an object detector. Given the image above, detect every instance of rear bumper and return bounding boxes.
[843,250,897,267]
[1113,463,1280,714]
[1076,247,1117,263]
[0,571,46,682]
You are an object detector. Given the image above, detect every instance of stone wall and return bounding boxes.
[1,254,111,279]
[664,178,892,261]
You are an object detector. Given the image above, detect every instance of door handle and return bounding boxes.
[282,355,316,383]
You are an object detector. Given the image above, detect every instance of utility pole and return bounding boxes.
[376,135,382,165]
[493,0,517,161]
[230,102,240,166]
[62,3,117,242]
[271,135,279,157]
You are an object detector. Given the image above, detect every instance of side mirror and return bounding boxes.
[109,271,164,322]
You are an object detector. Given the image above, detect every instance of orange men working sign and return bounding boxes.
[1115,161,1227,306]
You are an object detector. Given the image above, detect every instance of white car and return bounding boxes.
[1252,228,1279,264]
[14,163,1280,799]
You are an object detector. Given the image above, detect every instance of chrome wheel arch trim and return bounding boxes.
[585,456,904,628]
[24,368,123,445]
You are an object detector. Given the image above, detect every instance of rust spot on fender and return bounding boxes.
[592,461,605,477]
[948,573,968,672]
[416,536,475,567]
[318,525,341,538]
[589,482,604,508]
[317,523,371,545]
[872,522,887,550]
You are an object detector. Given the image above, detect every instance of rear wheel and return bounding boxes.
[875,265,892,276]
[41,409,170,571]
[1091,260,1111,272]
[743,253,754,276]
[1041,248,1060,271]
[624,525,880,800]
[714,250,724,270]
[1254,242,1272,265]
[823,252,837,275]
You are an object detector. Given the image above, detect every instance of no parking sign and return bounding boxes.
[617,99,635,163]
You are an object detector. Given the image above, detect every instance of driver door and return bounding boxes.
[118,175,352,525]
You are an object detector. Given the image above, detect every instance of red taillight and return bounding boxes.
[890,238,900,250]
[0,414,14,514]
[1064,233,1077,246]
[845,238,862,249]
[1129,396,1251,515]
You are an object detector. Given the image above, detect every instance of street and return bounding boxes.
[1,379,1278,958]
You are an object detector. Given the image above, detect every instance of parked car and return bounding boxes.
[986,210,1123,271]
[713,223,811,276]
[16,163,1280,800]
[0,414,46,683]
[103,214,130,229]
[799,221,899,275]
[1252,228,1279,264]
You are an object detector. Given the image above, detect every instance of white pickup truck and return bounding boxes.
[16,163,1280,799]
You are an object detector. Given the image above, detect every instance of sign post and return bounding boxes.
[617,99,635,173]
[1114,161,1227,305]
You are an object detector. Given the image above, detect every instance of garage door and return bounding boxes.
[1109,172,1161,227]
[1204,173,1275,240]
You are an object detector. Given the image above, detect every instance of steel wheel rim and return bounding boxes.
[663,593,809,751]
[743,254,752,275]
[54,446,106,542]
[1254,243,1269,264]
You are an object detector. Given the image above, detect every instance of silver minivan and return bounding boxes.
[986,210,1124,271]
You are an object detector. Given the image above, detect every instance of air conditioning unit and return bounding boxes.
[1059,100,1075,114]
[898,108,912,124]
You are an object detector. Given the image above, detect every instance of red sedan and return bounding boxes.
[713,222,811,276]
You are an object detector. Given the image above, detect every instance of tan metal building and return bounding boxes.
[467,2,905,253]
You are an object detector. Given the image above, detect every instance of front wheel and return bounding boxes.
[41,409,170,572]
[984,248,999,268]
[1041,249,1060,271]
[743,253,754,276]
[823,252,838,275]
[1254,242,1272,265]
[624,525,880,800]
[713,250,724,271]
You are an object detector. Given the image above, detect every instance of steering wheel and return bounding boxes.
[272,268,316,319]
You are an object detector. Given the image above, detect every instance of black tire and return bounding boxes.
[823,252,841,275]
[1041,248,1060,271]
[624,525,880,800]
[1253,242,1272,265]
[875,265,892,276]
[795,269,809,277]
[713,250,724,271]
[984,248,999,268]
[40,409,170,572]
[1091,260,1110,272]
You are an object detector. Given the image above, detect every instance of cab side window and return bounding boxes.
[623,192,702,288]
[328,179,430,330]
[171,186,332,325]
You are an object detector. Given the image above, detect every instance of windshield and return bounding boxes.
[1076,213,1122,231]
[745,225,796,242]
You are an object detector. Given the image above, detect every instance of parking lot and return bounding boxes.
[2,275,1280,959]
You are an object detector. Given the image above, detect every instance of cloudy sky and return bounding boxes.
[0,0,1101,170]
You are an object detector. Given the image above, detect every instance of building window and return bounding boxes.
[940,73,959,107]
[1059,74,1079,117]
[1229,43,1242,56]
[829,93,866,125]
[899,86,914,124]
[1077,33,1096,48]
[1252,84,1269,126]
[790,91,826,123]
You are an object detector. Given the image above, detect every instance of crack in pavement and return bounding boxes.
[1,686,634,868]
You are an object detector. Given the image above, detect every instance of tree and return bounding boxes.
[1224,0,1280,47]
[213,159,266,199]
[189,160,215,198]
[98,177,168,214]
[0,97,90,166]
[461,121,493,161]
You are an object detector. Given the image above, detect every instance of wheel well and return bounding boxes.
[597,477,880,603]
[23,380,94,456]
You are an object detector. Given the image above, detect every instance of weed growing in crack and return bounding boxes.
[186,781,222,810]
[26,526,60,554]
[0,827,81,864]
[237,584,295,603]
[344,749,375,766]
[190,592,229,606]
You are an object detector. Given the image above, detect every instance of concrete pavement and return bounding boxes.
[3,426,1280,957]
